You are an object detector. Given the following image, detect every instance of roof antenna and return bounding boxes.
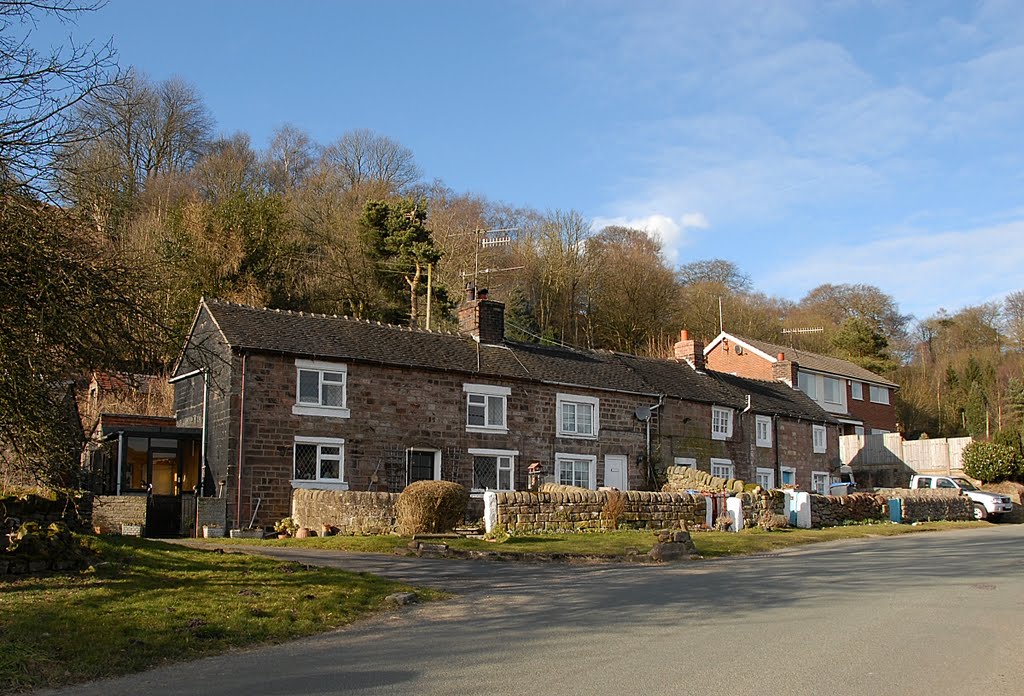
[718,296,724,333]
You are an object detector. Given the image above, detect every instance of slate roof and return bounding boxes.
[714,333,899,388]
[196,299,835,423]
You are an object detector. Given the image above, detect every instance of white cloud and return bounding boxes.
[591,212,708,265]
[760,218,1024,319]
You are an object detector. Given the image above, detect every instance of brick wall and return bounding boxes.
[846,387,898,432]
[494,489,706,533]
[291,489,399,535]
[705,341,775,380]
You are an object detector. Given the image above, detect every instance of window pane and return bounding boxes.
[576,404,593,434]
[781,470,795,485]
[125,437,148,490]
[298,370,320,403]
[295,444,317,480]
[467,395,485,426]
[321,382,345,407]
[561,402,575,431]
[498,467,512,490]
[320,456,340,479]
[409,451,435,483]
[473,456,497,489]
[824,378,841,403]
[487,395,505,427]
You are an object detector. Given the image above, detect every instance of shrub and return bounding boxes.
[601,490,627,530]
[757,512,789,531]
[395,480,469,536]
[962,441,1024,482]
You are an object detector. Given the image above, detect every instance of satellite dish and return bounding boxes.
[634,406,651,422]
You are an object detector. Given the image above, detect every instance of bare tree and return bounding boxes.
[264,123,315,194]
[58,70,212,231]
[322,128,420,193]
[0,0,119,194]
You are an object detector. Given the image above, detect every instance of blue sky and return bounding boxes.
[39,0,1024,321]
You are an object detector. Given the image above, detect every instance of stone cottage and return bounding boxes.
[172,294,840,531]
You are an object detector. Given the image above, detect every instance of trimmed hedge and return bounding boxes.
[395,481,468,536]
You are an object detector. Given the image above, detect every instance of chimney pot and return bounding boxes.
[777,352,785,361]
[680,329,690,341]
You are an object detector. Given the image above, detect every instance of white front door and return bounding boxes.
[603,454,628,490]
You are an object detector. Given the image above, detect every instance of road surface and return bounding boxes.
[36,525,1024,696]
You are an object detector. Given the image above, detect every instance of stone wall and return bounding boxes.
[197,497,227,534]
[92,494,148,534]
[1,493,91,531]
[739,490,786,528]
[809,493,888,527]
[494,489,705,533]
[663,465,744,493]
[291,489,400,535]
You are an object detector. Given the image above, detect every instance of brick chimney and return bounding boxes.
[673,329,705,371]
[772,351,799,387]
[458,286,505,344]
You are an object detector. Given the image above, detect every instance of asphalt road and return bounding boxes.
[36,526,1024,696]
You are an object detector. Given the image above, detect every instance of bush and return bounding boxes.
[395,481,469,536]
[962,441,1024,482]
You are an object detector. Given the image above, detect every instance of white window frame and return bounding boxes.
[468,447,517,492]
[674,457,697,470]
[780,466,797,487]
[812,424,827,454]
[556,393,599,439]
[292,436,349,490]
[710,458,734,479]
[711,406,734,440]
[463,383,511,433]
[811,471,830,495]
[755,467,775,490]
[293,359,350,418]
[850,381,863,401]
[755,415,772,448]
[406,448,441,485]
[871,428,889,435]
[869,385,890,404]
[823,376,843,405]
[555,453,598,490]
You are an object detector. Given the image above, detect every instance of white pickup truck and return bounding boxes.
[909,475,1013,520]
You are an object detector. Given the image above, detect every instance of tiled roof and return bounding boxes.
[200,300,835,423]
[722,334,899,388]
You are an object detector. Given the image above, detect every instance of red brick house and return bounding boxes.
[171,296,841,530]
[704,332,899,436]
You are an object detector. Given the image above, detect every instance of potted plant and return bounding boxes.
[274,517,298,539]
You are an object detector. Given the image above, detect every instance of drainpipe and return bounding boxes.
[774,415,782,487]
[236,352,247,530]
[116,431,124,495]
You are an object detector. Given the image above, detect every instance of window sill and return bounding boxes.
[292,404,351,419]
[290,479,350,491]
[556,431,598,440]
[711,432,729,441]
[756,442,772,448]
[466,425,509,435]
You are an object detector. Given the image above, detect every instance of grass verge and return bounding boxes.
[0,536,441,693]
[214,520,989,558]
